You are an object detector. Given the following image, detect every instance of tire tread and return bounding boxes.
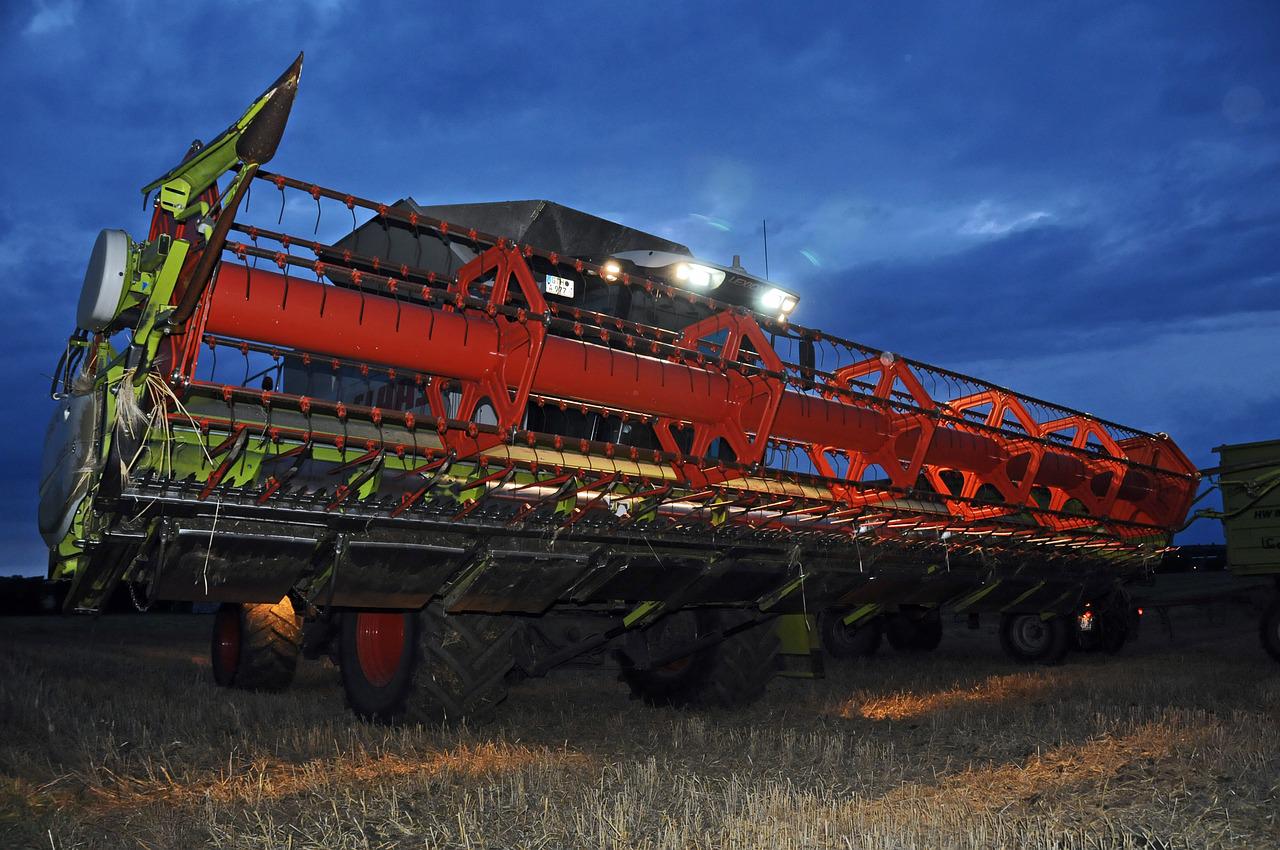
[220,598,302,692]
[409,603,518,723]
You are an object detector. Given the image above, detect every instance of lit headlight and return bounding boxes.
[760,287,799,320]
[602,260,622,282]
[760,287,787,310]
[673,262,724,288]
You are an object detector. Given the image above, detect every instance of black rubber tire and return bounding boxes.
[1099,612,1130,655]
[211,596,302,692]
[818,610,883,659]
[1260,597,1280,663]
[622,610,779,708]
[885,607,943,652]
[999,613,1070,665]
[339,610,418,723]
[340,605,518,724]
[408,603,519,724]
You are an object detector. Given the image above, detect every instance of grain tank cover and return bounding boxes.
[416,200,690,261]
[338,199,690,273]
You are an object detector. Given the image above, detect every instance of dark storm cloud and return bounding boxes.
[814,209,1280,364]
[1,1,1277,570]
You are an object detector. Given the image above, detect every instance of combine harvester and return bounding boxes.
[39,57,1200,721]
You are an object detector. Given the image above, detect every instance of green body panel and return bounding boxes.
[775,613,818,655]
[774,613,822,678]
[1214,439,1280,577]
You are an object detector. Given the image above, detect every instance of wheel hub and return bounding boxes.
[213,606,241,677]
[354,612,407,688]
[1013,616,1049,652]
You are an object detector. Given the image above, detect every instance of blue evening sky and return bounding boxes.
[2,1,1277,575]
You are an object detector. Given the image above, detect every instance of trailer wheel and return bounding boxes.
[818,610,882,659]
[1261,597,1280,663]
[885,607,943,652]
[407,603,518,724]
[340,610,418,722]
[622,610,778,708]
[999,613,1069,665]
[211,596,302,691]
[1098,612,1130,655]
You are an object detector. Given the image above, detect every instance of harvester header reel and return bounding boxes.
[42,55,1199,623]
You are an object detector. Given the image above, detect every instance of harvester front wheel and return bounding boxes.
[818,610,882,659]
[999,613,1069,665]
[885,607,943,652]
[339,610,418,722]
[340,605,518,724]
[1261,597,1280,663]
[211,596,302,691]
[622,610,779,708]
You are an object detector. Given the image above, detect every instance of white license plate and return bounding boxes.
[544,274,575,297]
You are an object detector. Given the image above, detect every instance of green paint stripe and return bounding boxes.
[841,603,881,627]
[623,600,663,628]
[953,580,1002,611]
[1000,581,1046,612]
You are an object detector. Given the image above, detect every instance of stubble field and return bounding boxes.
[0,604,1276,849]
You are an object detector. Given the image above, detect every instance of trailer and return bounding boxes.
[1199,439,1280,661]
[37,57,1201,722]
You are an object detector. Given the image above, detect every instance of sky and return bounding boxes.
[1,1,1277,575]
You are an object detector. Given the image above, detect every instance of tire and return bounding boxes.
[1099,612,1129,655]
[885,607,943,652]
[339,610,418,722]
[622,610,779,708]
[999,613,1070,665]
[1261,597,1280,663]
[211,596,302,691]
[409,603,518,724]
[818,610,882,659]
[340,604,518,724]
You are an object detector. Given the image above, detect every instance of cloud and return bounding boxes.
[958,201,1052,237]
[23,0,75,35]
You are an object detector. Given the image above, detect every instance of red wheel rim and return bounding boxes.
[355,612,407,688]
[214,606,241,676]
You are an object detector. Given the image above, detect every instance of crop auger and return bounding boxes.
[39,56,1199,720]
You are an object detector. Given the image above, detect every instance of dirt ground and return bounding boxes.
[0,603,1276,849]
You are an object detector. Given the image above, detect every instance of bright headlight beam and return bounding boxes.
[675,262,716,287]
[760,287,787,311]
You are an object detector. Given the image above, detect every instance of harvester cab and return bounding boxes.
[336,199,800,332]
[38,57,1201,721]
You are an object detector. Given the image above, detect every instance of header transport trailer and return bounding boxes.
[1196,440,1280,662]
[38,57,1199,722]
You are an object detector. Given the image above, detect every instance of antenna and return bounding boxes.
[762,218,770,279]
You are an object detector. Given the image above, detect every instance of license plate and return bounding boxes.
[544,274,575,297]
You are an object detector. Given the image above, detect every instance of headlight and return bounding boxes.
[760,287,787,310]
[760,287,799,320]
[673,262,724,288]
[602,260,622,282]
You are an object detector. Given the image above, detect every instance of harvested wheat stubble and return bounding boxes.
[0,605,1276,849]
